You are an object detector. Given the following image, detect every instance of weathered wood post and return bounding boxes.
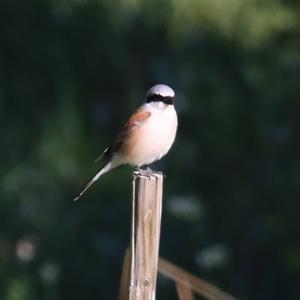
[119,169,163,300]
[119,171,238,300]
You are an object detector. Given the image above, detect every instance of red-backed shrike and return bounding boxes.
[74,84,178,201]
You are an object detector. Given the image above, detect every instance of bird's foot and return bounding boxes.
[135,166,154,179]
[140,169,153,179]
[133,166,165,179]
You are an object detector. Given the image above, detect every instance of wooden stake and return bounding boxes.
[118,170,238,300]
[119,249,131,300]
[176,281,195,300]
[158,257,238,300]
[127,169,163,300]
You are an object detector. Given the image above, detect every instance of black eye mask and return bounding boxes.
[146,94,174,105]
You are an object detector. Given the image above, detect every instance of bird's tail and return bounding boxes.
[74,161,117,201]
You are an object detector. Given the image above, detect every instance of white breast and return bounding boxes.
[125,102,178,167]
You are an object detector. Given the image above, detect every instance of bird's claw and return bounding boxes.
[133,166,165,180]
[134,167,153,179]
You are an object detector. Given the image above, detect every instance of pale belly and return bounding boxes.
[123,105,177,167]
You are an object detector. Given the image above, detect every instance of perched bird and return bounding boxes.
[74,84,178,201]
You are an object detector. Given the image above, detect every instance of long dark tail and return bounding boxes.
[74,162,113,201]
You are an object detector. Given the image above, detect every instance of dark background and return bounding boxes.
[1,0,299,299]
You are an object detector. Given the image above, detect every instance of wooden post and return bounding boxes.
[119,249,131,300]
[119,170,238,300]
[158,257,238,300]
[123,169,163,300]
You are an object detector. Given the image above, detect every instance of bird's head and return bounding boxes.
[145,84,175,105]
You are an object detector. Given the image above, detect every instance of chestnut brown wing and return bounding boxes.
[96,110,151,162]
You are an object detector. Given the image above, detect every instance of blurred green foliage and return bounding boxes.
[0,0,300,299]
